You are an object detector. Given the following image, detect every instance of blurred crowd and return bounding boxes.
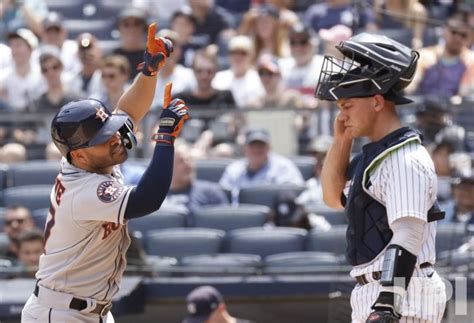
[0,0,474,275]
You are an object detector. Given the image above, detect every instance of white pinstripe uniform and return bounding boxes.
[347,140,446,323]
[22,158,133,323]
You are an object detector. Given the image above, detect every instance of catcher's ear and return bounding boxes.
[373,95,385,111]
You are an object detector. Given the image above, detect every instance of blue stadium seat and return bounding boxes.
[238,184,306,208]
[179,253,262,276]
[2,185,52,211]
[63,18,115,40]
[45,0,86,19]
[306,204,347,225]
[128,208,187,234]
[195,159,234,183]
[263,251,343,274]
[0,163,6,190]
[307,225,347,255]
[435,223,470,255]
[32,208,49,230]
[145,228,225,258]
[226,227,307,257]
[289,156,315,181]
[6,160,59,187]
[193,204,270,231]
[0,232,9,256]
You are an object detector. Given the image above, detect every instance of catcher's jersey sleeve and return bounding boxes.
[71,175,132,225]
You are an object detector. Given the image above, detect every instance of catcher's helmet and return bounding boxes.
[51,99,136,157]
[315,33,419,104]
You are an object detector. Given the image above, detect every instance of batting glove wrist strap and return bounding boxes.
[151,133,175,145]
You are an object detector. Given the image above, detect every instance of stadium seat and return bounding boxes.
[179,253,262,276]
[306,204,347,225]
[32,208,49,230]
[195,159,234,183]
[145,228,225,258]
[0,232,9,256]
[128,209,187,234]
[263,251,343,275]
[2,185,52,211]
[289,156,315,181]
[226,227,307,257]
[63,18,115,40]
[6,160,60,187]
[307,225,347,255]
[435,223,470,255]
[44,0,86,19]
[0,164,6,190]
[238,184,306,208]
[193,204,270,231]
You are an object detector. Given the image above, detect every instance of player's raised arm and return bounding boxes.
[115,22,173,125]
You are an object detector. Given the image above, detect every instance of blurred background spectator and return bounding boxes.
[212,35,264,108]
[0,28,45,111]
[170,6,200,67]
[0,142,27,164]
[14,228,44,278]
[1,205,36,261]
[33,51,80,112]
[0,0,48,39]
[219,127,304,202]
[113,6,148,81]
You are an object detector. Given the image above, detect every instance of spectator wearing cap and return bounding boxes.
[0,0,48,40]
[414,96,467,149]
[212,35,265,108]
[183,285,253,323]
[239,4,290,59]
[69,33,104,97]
[36,11,81,75]
[303,0,376,33]
[219,126,304,203]
[33,51,80,112]
[406,10,474,97]
[318,24,353,58]
[0,142,27,164]
[188,0,236,47]
[151,29,195,109]
[91,55,131,111]
[279,24,323,108]
[161,143,229,225]
[248,54,303,109]
[170,7,200,68]
[176,46,235,119]
[113,6,148,81]
[0,28,46,111]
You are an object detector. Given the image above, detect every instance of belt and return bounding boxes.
[34,283,112,316]
[355,262,432,285]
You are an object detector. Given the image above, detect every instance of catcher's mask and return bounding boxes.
[315,33,419,104]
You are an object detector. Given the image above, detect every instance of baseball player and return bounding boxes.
[21,23,190,323]
[316,33,447,322]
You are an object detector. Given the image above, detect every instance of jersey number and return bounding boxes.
[44,178,66,246]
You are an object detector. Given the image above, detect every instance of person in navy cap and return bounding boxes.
[183,285,253,323]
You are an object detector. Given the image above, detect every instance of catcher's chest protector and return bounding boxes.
[344,127,443,266]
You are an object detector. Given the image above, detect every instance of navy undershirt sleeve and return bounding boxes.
[125,144,174,219]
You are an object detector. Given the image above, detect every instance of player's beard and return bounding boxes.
[111,142,128,165]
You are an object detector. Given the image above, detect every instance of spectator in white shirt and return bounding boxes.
[212,35,265,108]
[0,28,45,111]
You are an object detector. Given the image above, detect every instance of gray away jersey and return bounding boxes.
[36,158,133,302]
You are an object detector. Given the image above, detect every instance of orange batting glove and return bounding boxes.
[138,23,173,76]
[152,82,190,145]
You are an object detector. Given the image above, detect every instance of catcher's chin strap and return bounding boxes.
[368,244,417,322]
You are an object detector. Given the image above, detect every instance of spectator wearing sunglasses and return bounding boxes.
[406,10,474,97]
[33,50,80,112]
[1,205,37,261]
